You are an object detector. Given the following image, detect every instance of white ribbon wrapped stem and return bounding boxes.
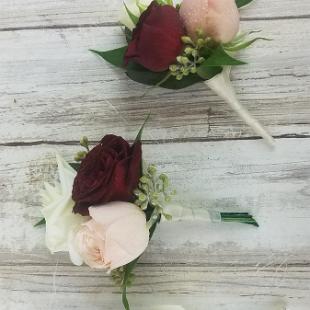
[205,67,275,147]
[163,204,221,223]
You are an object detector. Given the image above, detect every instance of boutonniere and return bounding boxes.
[35,118,258,310]
[92,0,274,146]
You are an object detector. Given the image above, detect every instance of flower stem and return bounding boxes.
[220,212,259,227]
[121,211,161,310]
[146,209,160,230]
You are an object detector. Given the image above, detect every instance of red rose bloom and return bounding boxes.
[125,1,185,72]
[72,135,142,216]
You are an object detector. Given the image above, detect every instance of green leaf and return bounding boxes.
[136,0,147,13]
[220,212,259,227]
[202,45,246,66]
[135,112,151,142]
[161,74,204,89]
[124,27,133,43]
[164,0,173,6]
[90,46,127,68]
[124,3,139,25]
[196,66,223,80]
[34,218,46,227]
[235,0,255,8]
[197,46,245,79]
[126,62,203,90]
[155,0,175,6]
[121,259,138,310]
[224,37,271,52]
[69,162,81,171]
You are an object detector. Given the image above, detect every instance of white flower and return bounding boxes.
[69,202,149,271]
[120,0,153,30]
[41,154,88,254]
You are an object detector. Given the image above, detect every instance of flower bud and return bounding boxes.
[198,57,205,64]
[169,64,178,72]
[80,136,89,149]
[184,47,194,55]
[140,176,150,184]
[196,29,205,38]
[192,50,198,58]
[183,69,190,76]
[179,0,240,43]
[181,36,194,45]
[74,151,87,162]
[159,174,169,188]
[190,67,197,74]
[197,38,205,48]
[147,164,157,175]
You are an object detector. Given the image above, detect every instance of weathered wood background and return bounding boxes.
[1,0,310,309]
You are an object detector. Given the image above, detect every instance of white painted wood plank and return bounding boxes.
[0,19,309,143]
[1,265,308,309]
[1,139,310,266]
[0,0,309,29]
[1,289,297,310]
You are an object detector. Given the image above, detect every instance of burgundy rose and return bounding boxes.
[72,135,142,216]
[124,1,185,72]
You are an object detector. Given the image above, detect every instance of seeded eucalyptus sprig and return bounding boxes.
[169,30,215,81]
[169,31,207,81]
[74,136,90,162]
[134,164,176,226]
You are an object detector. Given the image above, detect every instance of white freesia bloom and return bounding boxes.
[41,154,88,254]
[205,67,275,147]
[120,0,153,30]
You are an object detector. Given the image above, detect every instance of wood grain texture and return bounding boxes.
[1,265,309,309]
[0,19,309,143]
[0,0,309,30]
[1,139,310,307]
[1,0,310,308]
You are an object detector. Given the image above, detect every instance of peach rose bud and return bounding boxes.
[179,0,240,43]
[69,202,149,271]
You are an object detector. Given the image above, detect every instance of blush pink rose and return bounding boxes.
[69,202,149,271]
[179,0,240,43]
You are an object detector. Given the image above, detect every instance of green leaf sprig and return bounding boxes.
[169,31,210,81]
[223,31,272,52]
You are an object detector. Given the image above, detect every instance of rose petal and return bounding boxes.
[105,212,149,270]
[179,0,240,43]
[88,202,149,271]
[125,2,185,72]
